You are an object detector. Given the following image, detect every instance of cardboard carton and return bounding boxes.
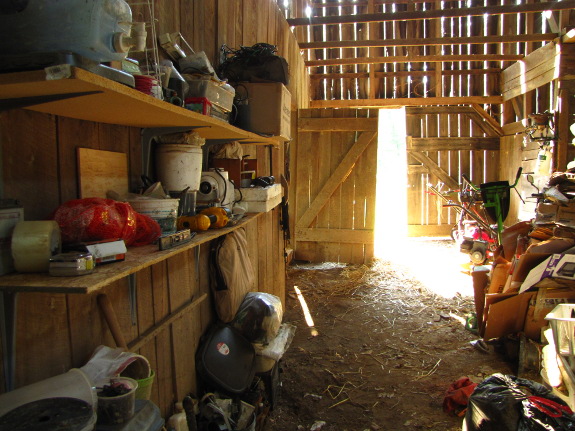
[519,254,575,293]
[483,292,535,340]
[523,288,575,341]
[235,82,292,140]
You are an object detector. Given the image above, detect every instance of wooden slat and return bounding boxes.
[295,228,374,244]
[470,103,504,136]
[408,137,500,151]
[287,0,575,25]
[298,117,378,131]
[502,120,529,136]
[310,69,502,79]
[296,131,377,229]
[408,150,459,190]
[501,41,561,101]
[406,106,475,115]
[310,96,503,108]
[15,294,72,388]
[306,54,523,67]
[299,33,556,49]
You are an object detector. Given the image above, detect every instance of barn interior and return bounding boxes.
[0,1,575,430]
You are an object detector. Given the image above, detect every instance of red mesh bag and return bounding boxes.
[52,198,137,245]
[132,213,162,247]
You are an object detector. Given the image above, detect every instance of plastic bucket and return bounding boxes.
[128,198,179,233]
[155,144,203,192]
[135,370,155,400]
[96,377,138,426]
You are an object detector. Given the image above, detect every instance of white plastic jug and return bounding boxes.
[0,0,133,63]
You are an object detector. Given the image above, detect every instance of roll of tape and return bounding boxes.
[11,221,61,273]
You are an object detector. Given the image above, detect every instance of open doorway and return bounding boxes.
[374,108,408,258]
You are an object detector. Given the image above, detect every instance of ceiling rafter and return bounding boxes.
[310,69,502,80]
[306,54,523,67]
[299,33,556,50]
[286,0,575,26]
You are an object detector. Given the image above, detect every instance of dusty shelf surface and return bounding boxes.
[0,214,260,294]
[0,67,284,145]
[267,239,517,431]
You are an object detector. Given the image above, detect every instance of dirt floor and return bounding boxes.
[264,238,518,431]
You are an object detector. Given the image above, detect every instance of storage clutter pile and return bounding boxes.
[475,170,575,410]
[169,292,295,431]
[154,36,292,139]
[0,346,162,430]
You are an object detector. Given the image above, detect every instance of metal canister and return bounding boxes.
[49,252,95,277]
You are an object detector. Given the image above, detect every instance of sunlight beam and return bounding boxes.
[294,286,319,336]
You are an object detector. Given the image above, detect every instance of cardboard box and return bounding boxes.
[523,288,575,341]
[240,184,283,213]
[83,239,127,264]
[535,203,559,225]
[488,262,511,294]
[235,82,291,140]
[557,205,575,228]
[483,292,535,340]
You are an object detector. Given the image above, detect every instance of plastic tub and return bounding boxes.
[546,303,575,369]
[134,370,155,400]
[0,368,97,418]
[155,144,203,192]
[128,198,179,233]
[97,377,138,426]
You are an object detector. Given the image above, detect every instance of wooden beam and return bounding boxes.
[470,103,504,136]
[295,228,374,244]
[287,0,575,26]
[306,54,523,67]
[299,34,556,50]
[310,0,443,7]
[299,117,378,131]
[406,106,475,115]
[407,137,501,151]
[310,96,503,108]
[310,69,501,80]
[296,131,377,229]
[502,120,528,136]
[408,149,459,190]
[408,164,428,174]
[501,41,562,101]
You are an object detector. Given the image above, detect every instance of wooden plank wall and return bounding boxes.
[407,110,500,235]
[294,108,378,264]
[0,0,305,421]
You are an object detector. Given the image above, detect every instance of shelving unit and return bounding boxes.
[0,213,261,391]
[0,66,285,146]
[0,213,260,294]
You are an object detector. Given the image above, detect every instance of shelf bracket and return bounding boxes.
[128,273,137,326]
[141,126,207,180]
[0,290,18,392]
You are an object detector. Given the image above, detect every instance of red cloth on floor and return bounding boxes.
[443,377,478,415]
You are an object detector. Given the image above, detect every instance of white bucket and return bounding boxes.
[155,144,203,192]
[128,198,179,233]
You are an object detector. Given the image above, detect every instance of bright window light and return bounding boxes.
[305,5,312,17]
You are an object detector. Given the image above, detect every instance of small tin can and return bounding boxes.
[49,252,95,276]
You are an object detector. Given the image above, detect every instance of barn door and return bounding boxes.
[294,108,378,264]
[405,106,501,236]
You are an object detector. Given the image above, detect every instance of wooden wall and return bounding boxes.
[407,107,500,235]
[0,0,306,420]
[294,108,378,264]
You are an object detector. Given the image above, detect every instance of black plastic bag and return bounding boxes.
[463,373,575,431]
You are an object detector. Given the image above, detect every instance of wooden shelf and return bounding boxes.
[0,66,285,146]
[0,213,261,295]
